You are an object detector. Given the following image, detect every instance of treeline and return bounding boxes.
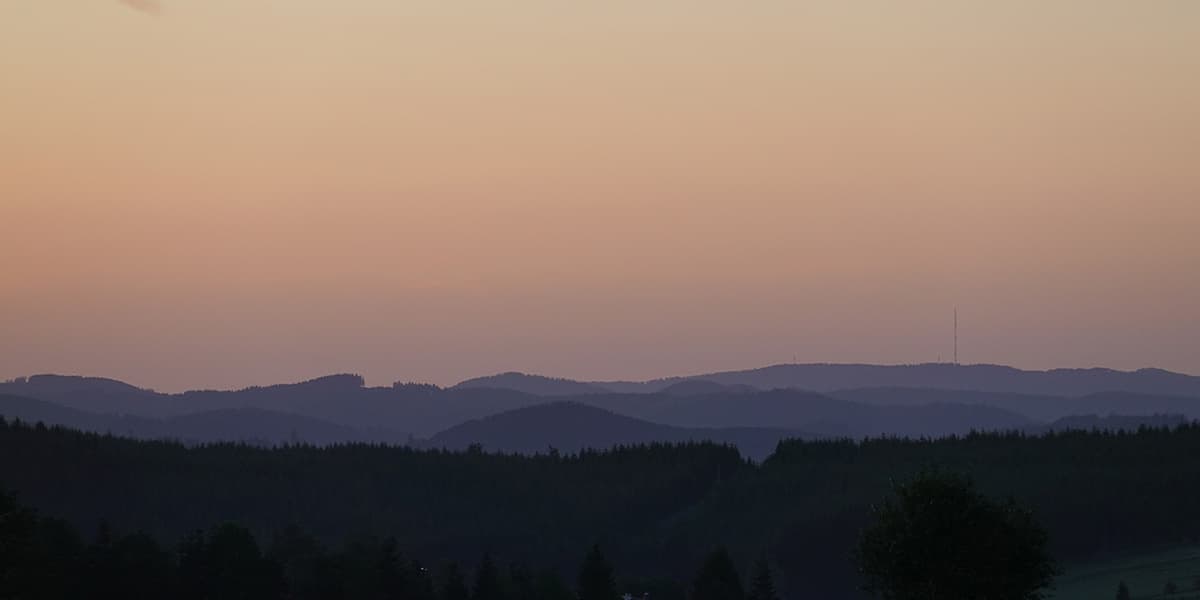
[1,487,783,600]
[0,417,750,589]
[1,484,569,600]
[5,418,1200,597]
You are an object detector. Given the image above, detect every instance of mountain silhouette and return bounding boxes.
[0,393,404,446]
[0,374,541,437]
[1,375,174,416]
[829,387,1200,422]
[1032,413,1190,434]
[591,363,1200,396]
[423,401,808,461]
[452,372,610,396]
[657,380,758,396]
[4,363,1199,447]
[574,389,1035,437]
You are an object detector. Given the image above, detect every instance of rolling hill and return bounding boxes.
[4,365,1198,447]
[451,372,610,396]
[0,393,405,446]
[581,364,1200,397]
[423,401,808,460]
[829,387,1200,422]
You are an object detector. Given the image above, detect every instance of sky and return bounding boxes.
[2,1,1198,391]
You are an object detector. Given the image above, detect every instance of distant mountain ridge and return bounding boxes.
[424,402,808,461]
[451,372,609,396]
[4,363,1199,453]
[590,363,1200,397]
[828,387,1200,422]
[0,374,544,437]
[1034,413,1190,433]
[421,403,1189,461]
[450,363,1200,397]
[0,393,406,446]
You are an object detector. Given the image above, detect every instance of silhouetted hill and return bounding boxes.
[0,393,404,446]
[425,389,1036,442]
[1032,413,1191,434]
[452,372,610,396]
[0,375,175,417]
[0,393,146,433]
[176,382,548,439]
[657,380,757,396]
[829,387,1067,420]
[165,408,407,445]
[0,375,543,438]
[830,387,1200,422]
[578,389,1035,438]
[424,401,807,460]
[601,363,1200,397]
[1072,391,1200,420]
[5,367,1199,443]
[436,364,1200,399]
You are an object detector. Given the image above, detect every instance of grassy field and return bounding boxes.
[1053,546,1200,600]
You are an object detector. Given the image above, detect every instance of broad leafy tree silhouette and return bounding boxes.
[856,470,1056,600]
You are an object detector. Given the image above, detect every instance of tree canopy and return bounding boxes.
[578,545,618,600]
[746,555,778,600]
[9,417,1200,596]
[856,470,1057,600]
[692,547,744,600]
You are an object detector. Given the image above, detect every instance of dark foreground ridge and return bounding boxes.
[3,417,1200,598]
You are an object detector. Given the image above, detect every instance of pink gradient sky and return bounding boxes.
[2,1,1198,391]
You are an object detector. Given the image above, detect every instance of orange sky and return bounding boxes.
[2,1,1198,391]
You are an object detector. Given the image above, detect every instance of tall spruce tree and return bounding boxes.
[692,546,744,600]
[508,563,537,600]
[1116,581,1131,600]
[746,555,778,600]
[537,569,575,600]
[441,563,471,600]
[578,544,618,600]
[0,489,38,597]
[472,553,505,600]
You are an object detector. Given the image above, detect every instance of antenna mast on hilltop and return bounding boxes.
[954,308,958,365]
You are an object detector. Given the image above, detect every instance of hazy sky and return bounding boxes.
[2,1,1198,391]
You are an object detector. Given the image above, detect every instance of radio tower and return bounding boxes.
[954,308,958,366]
